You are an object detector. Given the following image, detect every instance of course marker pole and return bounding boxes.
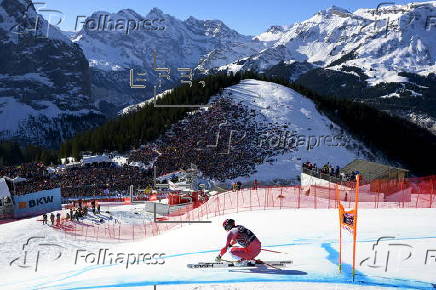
[352,174,360,281]
[336,184,342,272]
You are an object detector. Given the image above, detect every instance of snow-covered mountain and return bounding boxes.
[224,3,435,79]
[219,2,436,132]
[151,79,383,184]
[0,0,105,147]
[70,8,267,115]
[2,1,435,148]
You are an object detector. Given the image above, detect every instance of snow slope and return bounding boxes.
[1,205,435,289]
[213,79,375,183]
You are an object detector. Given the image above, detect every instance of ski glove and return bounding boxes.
[215,255,222,262]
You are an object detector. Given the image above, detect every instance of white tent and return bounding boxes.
[0,178,11,199]
[82,155,111,164]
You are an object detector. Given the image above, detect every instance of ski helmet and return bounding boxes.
[223,219,235,231]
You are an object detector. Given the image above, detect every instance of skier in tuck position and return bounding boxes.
[216,219,261,265]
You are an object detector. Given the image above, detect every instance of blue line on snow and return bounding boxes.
[7,236,436,290]
[321,243,434,289]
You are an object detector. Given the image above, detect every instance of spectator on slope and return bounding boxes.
[56,212,61,226]
[50,213,55,225]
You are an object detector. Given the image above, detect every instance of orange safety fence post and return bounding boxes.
[199,202,203,219]
[226,191,232,209]
[328,186,331,209]
[237,189,239,213]
[336,184,342,272]
[263,188,266,210]
[216,195,220,217]
[241,188,245,206]
[352,174,360,282]
[373,194,376,209]
[401,180,405,208]
[328,182,331,209]
[297,186,301,209]
[270,188,274,209]
[250,188,252,211]
[223,192,226,215]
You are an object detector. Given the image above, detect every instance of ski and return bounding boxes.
[187,260,292,269]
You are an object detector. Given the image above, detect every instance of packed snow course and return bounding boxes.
[1,206,435,289]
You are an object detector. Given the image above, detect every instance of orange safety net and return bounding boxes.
[55,175,435,241]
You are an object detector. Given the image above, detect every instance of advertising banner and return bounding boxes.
[13,188,62,218]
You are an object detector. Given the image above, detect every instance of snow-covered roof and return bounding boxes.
[81,155,112,164]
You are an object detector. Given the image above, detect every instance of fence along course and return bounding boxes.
[59,175,436,241]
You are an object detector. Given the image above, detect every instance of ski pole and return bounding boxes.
[261,248,290,254]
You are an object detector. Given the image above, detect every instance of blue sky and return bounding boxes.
[42,0,424,35]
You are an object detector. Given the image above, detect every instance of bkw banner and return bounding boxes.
[13,188,61,218]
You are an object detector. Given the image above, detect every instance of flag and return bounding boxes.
[339,203,356,234]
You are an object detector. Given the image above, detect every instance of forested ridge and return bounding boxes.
[1,71,434,176]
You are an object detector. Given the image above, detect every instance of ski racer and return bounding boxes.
[216,219,261,263]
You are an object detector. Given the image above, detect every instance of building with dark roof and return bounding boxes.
[342,159,409,182]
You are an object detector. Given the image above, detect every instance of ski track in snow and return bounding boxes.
[20,237,436,289]
[2,208,436,289]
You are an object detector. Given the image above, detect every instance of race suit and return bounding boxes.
[220,225,261,260]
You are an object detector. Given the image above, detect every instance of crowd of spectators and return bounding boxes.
[1,96,313,197]
[58,164,153,198]
[2,162,154,198]
[0,162,46,179]
[154,97,293,181]
[302,161,359,181]
[128,145,159,166]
